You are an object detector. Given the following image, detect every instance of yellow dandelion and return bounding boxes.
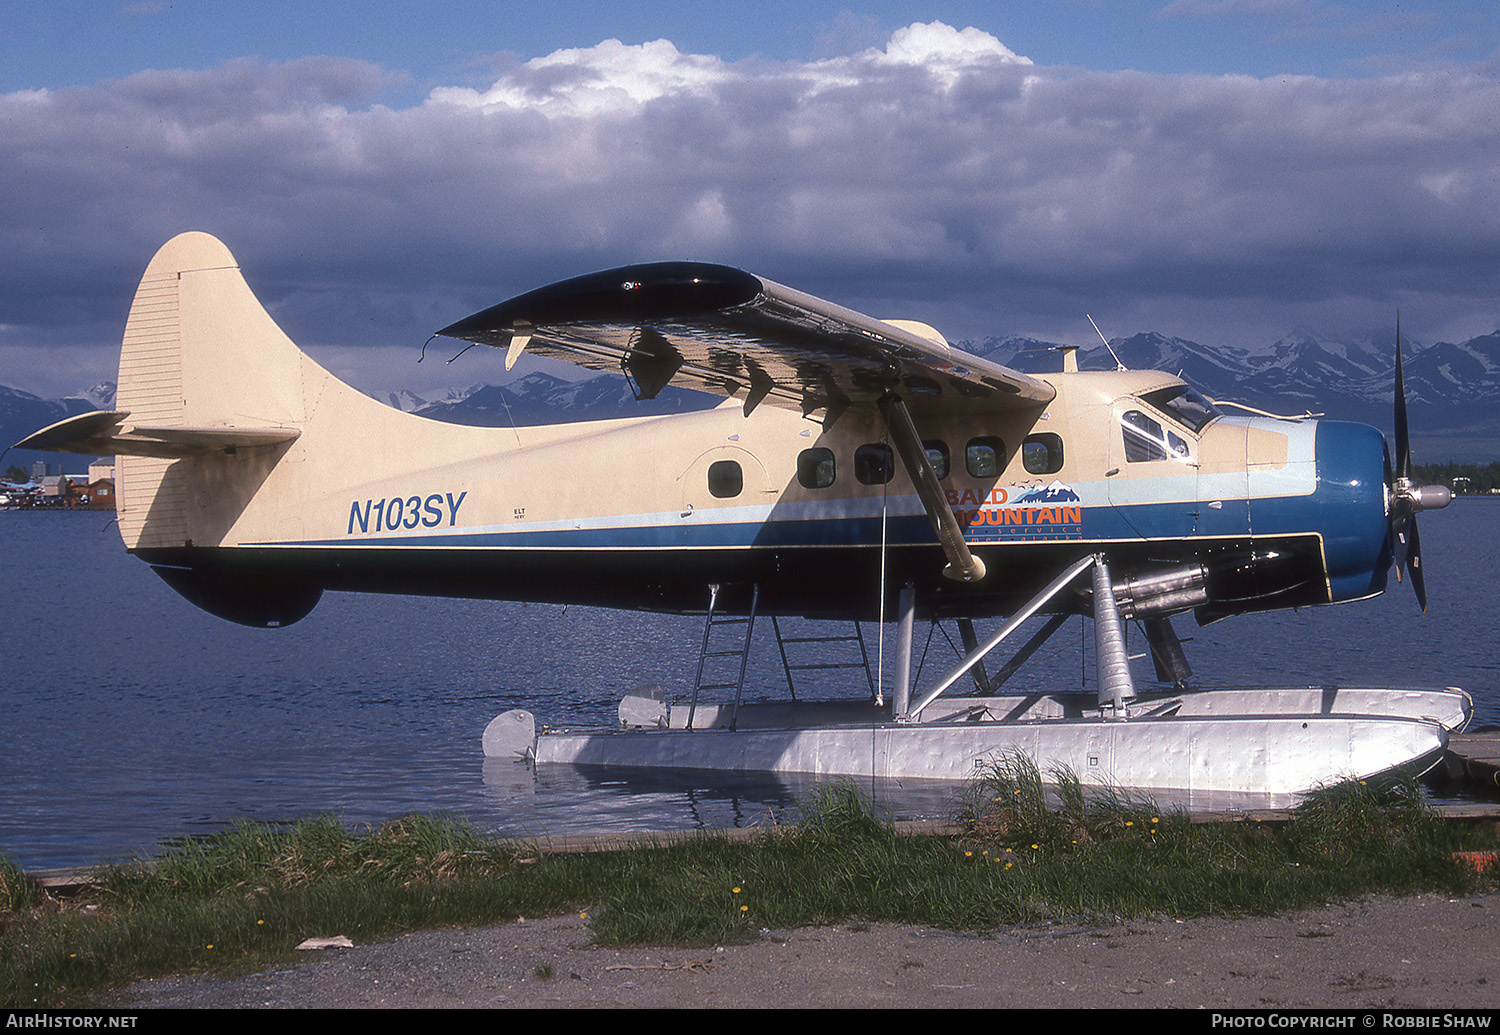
[1126,821,1134,827]
[965,851,973,857]
[1031,843,1039,850]
[732,886,741,894]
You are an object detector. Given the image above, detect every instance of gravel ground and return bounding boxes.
[113,892,1500,1009]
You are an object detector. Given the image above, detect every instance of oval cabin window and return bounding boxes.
[855,444,895,485]
[965,437,1005,478]
[708,459,744,498]
[797,447,836,489]
[1022,434,1065,475]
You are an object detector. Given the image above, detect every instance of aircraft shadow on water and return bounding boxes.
[17,232,1467,808]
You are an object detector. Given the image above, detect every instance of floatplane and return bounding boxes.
[17,232,1468,807]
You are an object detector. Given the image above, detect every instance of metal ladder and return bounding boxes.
[771,617,877,702]
[686,583,759,731]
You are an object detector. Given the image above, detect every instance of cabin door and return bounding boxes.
[677,445,775,525]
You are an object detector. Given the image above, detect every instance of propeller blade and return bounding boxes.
[1407,515,1427,613]
[1394,311,1411,481]
[1391,495,1412,583]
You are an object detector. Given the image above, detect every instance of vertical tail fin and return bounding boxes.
[114,232,310,549]
[16,231,524,627]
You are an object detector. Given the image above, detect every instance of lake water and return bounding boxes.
[3,502,1497,871]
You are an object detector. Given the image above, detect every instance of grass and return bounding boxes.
[2,767,1496,1007]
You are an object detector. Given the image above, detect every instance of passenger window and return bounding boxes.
[797,447,836,489]
[1022,434,1064,475]
[855,444,895,485]
[1122,410,1189,463]
[965,437,1006,478]
[708,459,743,498]
[923,440,950,480]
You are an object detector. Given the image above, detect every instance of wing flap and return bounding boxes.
[14,410,300,459]
[437,262,1054,420]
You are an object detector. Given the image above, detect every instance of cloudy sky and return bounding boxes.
[3,1,1498,399]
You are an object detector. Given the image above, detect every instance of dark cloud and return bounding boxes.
[2,22,1496,398]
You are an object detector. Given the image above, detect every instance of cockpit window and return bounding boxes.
[1123,410,1191,463]
[1140,385,1220,433]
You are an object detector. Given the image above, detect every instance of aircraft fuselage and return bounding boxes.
[130,366,1390,627]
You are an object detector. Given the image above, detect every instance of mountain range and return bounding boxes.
[6,326,1499,474]
[972,327,1500,461]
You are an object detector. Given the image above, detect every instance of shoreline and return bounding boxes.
[111,892,1500,1009]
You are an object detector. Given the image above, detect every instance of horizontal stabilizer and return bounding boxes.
[14,410,300,459]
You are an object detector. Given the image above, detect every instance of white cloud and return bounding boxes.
[1,21,1497,397]
[429,37,729,116]
[879,21,1032,73]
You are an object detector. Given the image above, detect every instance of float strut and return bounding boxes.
[893,582,916,720]
[1092,555,1136,716]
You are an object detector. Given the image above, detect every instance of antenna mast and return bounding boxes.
[1087,314,1126,371]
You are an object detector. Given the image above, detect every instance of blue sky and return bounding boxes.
[3,1,1499,398]
[10,1,1499,85]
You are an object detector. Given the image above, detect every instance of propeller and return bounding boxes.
[1387,313,1452,612]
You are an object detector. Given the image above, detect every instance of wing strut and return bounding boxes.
[879,393,985,583]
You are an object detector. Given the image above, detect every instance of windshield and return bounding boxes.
[1140,384,1221,434]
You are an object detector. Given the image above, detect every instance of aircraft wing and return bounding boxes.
[437,262,1054,423]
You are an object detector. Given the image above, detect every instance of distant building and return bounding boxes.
[89,457,115,485]
[36,473,103,507]
[87,478,115,510]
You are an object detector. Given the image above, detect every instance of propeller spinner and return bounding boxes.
[1388,314,1453,612]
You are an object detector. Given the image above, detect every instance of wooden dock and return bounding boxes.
[1447,728,1500,791]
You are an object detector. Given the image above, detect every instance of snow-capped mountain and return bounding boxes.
[1,384,99,470]
[8,324,1500,468]
[411,371,720,426]
[66,381,117,411]
[969,326,1500,458]
[380,389,430,413]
